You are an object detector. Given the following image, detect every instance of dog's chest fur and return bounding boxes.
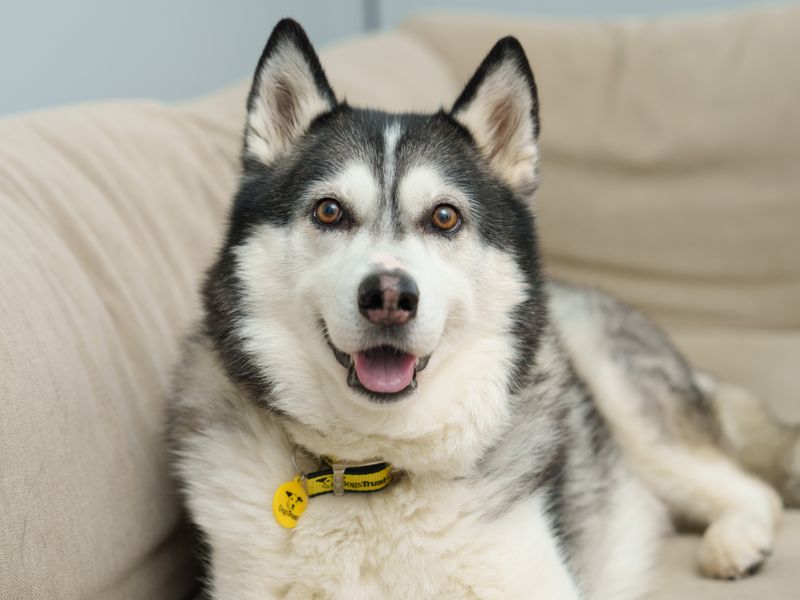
[179,401,564,600]
[281,479,553,599]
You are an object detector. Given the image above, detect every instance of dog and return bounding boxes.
[168,19,799,599]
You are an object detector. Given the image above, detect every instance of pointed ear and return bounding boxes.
[451,37,540,196]
[244,19,336,164]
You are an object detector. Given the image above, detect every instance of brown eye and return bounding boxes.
[431,204,461,232]
[314,198,343,225]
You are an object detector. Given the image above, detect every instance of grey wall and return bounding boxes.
[375,0,786,25]
[1,0,793,116]
[0,0,365,116]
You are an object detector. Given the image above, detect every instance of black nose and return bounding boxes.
[357,270,419,326]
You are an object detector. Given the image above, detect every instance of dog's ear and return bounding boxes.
[451,37,540,196]
[244,19,336,164]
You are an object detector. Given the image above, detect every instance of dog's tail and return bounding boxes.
[696,373,800,508]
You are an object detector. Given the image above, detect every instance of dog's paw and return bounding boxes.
[697,512,774,579]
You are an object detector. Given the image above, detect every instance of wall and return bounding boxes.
[0,0,364,116]
[375,0,785,25]
[0,0,793,116]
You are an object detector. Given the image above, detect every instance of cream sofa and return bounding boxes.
[1,6,798,599]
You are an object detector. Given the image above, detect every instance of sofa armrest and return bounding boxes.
[0,100,236,599]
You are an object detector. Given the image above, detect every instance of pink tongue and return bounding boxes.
[354,348,416,394]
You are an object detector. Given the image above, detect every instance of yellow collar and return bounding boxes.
[272,454,397,529]
[304,456,396,497]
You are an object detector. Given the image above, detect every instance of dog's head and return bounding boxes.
[204,20,545,469]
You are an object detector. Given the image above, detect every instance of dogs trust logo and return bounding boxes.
[272,478,308,529]
[347,475,391,489]
[283,490,304,513]
[315,475,333,490]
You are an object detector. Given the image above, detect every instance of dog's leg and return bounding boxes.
[548,281,783,580]
[587,360,782,580]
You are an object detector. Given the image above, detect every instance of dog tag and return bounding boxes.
[272,476,308,529]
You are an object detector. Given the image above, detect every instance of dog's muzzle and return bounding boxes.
[323,269,432,401]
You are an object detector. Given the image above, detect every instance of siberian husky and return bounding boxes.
[169,19,799,599]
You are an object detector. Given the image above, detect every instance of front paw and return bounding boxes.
[697,512,774,579]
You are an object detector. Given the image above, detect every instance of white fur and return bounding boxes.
[306,161,381,221]
[577,476,665,600]
[222,147,531,475]
[233,232,527,475]
[174,342,581,599]
[193,438,577,599]
[383,122,401,189]
[397,165,471,222]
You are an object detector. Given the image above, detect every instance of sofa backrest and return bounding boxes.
[400,7,800,332]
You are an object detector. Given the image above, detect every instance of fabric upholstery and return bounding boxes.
[1,6,798,599]
[650,512,800,599]
[0,103,235,598]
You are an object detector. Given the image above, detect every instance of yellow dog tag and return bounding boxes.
[272,476,308,529]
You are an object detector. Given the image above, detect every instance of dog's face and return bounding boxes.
[204,20,544,455]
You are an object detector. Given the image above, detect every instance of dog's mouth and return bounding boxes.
[353,346,417,393]
[327,336,430,401]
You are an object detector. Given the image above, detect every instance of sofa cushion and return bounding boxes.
[649,512,800,599]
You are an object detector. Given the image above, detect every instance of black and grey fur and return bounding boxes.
[169,20,798,599]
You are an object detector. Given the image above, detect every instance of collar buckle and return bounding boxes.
[331,462,347,496]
